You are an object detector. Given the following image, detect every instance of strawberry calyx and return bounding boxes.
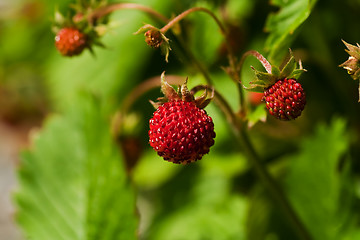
[52,1,109,56]
[339,40,360,102]
[246,51,306,93]
[150,72,213,109]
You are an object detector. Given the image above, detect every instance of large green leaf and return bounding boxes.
[285,118,350,240]
[264,0,318,64]
[15,94,137,240]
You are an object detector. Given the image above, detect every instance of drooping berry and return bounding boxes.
[149,100,215,164]
[263,78,306,120]
[55,27,88,57]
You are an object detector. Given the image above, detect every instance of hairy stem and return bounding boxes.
[160,7,225,34]
[160,7,235,60]
[238,50,272,75]
[88,3,169,25]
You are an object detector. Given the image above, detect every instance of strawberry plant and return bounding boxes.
[0,0,358,240]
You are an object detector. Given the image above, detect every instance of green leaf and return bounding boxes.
[247,104,267,128]
[264,0,318,64]
[285,118,350,240]
[15,94,137,240]
[280,55,297,79]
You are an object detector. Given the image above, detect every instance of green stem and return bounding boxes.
[182,44,311,239]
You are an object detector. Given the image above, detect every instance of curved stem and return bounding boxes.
[160,7,225,34]
[235,50,272,116]
[207,88,311,239]
[88,3,169,25]
[160,7,235,59]
[174,40,311,240]
[238,50,272,75]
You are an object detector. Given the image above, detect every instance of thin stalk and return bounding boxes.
[177,45,312,240]
[160,7,225,34]
[235,50,273,116]
[88,3,169,24]
[238,50,272,75]
[209,89,311,239]
[160,7,235,62]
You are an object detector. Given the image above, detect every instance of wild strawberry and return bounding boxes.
[55,27,88,57]
[148,73,215,164]
[247,50,306,121]
[263,78,306,120]
[149,101,215,164]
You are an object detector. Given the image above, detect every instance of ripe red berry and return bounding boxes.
[263,78,306,120]
[149,100,215,164]
[55,27,87,57]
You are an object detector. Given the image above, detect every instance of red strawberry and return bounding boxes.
[55,27,88,57]
[263,78,306,120]
[148,73,215,164]
[149,100,215,164]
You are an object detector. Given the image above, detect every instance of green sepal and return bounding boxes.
[246,49,306,92]
[244,84,267,93]
[251,66,277,86]
[160,39,171,63]
[271,65,281,78]
[290,69,306,80]
[160,72,180,101]
[280,55,297,79]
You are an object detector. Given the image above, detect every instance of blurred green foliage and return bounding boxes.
[0,0,359,239]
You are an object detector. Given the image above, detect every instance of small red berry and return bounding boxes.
[263,78,306,120]
[149,100,215,164]
[55,27,88,57]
